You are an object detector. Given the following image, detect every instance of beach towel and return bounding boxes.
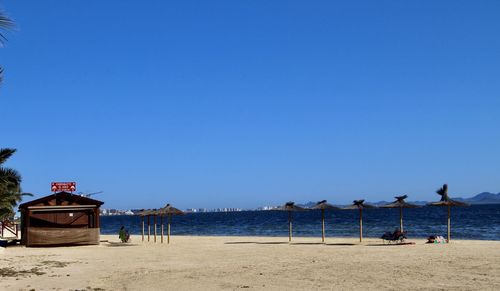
[426,235,446,244]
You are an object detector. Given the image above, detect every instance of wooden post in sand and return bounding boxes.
[359,208,363,242]
[154,215,157,243]
[288,211,292,242]
[167,214,171,244]
[161,215,164,244]
[400,207,404,233]
[321,209,325,243]
[141,216,144,242]
[147,215,151,242]
[447,205,451,243]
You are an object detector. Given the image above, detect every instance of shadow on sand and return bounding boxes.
[324,243,357,246]
[366,242,416,247]
[105,242,139,247]
[224,241,290,245]
[224,241,362,246]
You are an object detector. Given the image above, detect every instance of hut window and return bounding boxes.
[69,213,73,217]
[89,212,95,228]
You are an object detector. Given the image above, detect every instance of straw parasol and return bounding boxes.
[136,209,156,242]
[380,195,419,232]
[427,184,468,242]
[276,202,307,242]
[156,204,184,244]
[343,200,376,242]
[310,200,340,243]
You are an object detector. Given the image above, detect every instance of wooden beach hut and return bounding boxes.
[18,191,104,247]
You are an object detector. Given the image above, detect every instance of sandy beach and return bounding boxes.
[1,235,499,290]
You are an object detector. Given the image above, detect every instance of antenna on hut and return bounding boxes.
[78,191,103,198]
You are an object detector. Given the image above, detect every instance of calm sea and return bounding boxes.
[100,204,500,240]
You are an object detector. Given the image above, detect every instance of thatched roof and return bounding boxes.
[310,200,340,210]
[136,209,157,216]
[343,199,376,210]
[428,200,468,207]
[276,201,307,211]
[381,195,420,208]
[156,204,184,216]
[428,184,468,207]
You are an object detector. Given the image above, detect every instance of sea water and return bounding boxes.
[100,204,500,240]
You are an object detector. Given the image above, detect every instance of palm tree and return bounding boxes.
[0,10,15,85]
[0,148,31,220]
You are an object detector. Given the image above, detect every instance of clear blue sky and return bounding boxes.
[2,1,500,209]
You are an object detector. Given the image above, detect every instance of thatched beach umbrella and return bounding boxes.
[151,209,160,243]
[136,209,156,242]
[156,204,184,244]
[310,200,340,243]
[428,184,468,242]
[276,202,307,242]
[343,200,376,242]
[380,195,419,232]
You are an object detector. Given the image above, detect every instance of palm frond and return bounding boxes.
[0,147,28,220]
[0,148,17,165]
[0,11,15,45]
[0,167,22,193]
[0,207,15,220]
[0,12,14,29]
[0,167,22,181]
[0,10,15,87]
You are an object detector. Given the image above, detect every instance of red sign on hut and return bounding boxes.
[51,182,76,193]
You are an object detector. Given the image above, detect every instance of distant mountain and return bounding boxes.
[297,201,320,208]
[371,200,428,206]
[370,201,389,207]
[395,192,500,206]
[461,192,500,204]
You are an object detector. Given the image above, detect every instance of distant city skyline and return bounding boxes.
[3,1,500,210]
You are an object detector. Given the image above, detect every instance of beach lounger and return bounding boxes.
[381,230,407,244]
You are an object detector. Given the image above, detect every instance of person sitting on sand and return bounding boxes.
[119,226,130,243]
